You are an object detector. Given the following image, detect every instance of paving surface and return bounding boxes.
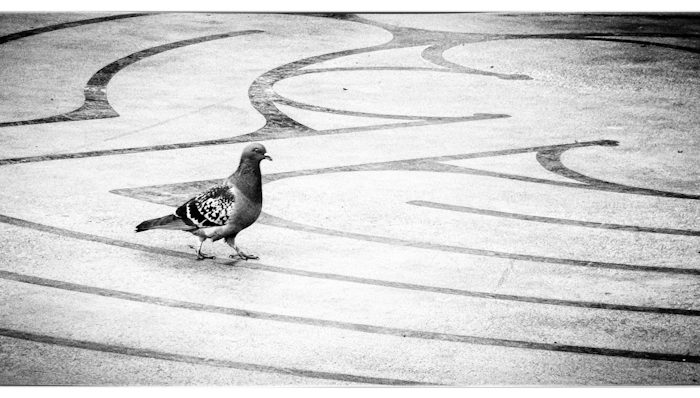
[0,12,699,386]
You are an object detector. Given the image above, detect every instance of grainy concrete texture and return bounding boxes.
[0,12,698,386]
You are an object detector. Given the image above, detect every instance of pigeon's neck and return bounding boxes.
[229,159,262,203]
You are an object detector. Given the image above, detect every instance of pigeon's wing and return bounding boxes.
[175,185,236,228]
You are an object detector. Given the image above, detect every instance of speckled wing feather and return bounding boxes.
[175,185,236,228]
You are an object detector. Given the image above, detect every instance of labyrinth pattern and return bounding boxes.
[0,13,698,385]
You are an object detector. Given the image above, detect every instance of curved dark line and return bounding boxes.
[407,161,700,204]
[310,113,510,135]
[485,34,700,57]
[242,263,700,317]
[265,46,520,124]
[0,138,249,166]
[417,35,697,85]
[422,162,609,189]
[312,13,700,47]
[0,111,506,166]
[421,43,533,80]
[304,13,474,41]
[380,141,695,203]
[299,66,446,73]
[247,44,392,132]
[308,14,700,80]
[0,328,422,385]
[1,272,698,363]
[273,96,422,121]
[581,37,700,54]
[274,95,509,122]
[0,30,264,128]
[505,32,700,40]
[0,13,154,45]
[274,63,512,121]
[259,213,700,276]
[0,213,696,316]
[321,13,700,42]
[536,149,700,200]
[408,200,700,236]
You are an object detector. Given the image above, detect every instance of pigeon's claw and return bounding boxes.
[233,246,259,261]
[242,253,259,260]
[230,252,258,261]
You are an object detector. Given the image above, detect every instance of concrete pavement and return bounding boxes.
[0,12,698,385]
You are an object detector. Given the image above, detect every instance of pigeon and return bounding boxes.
[135,143,272,260]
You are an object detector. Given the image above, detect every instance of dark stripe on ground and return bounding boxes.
[0,30,263,128]
[0,13,153,45]
[0,213,697,316]
[582,37,700,54]
[0,111,505,165]
[0,327,423,385]
[536,149,700,200]
[407,200,700,236]
[1,273,698,363]
[258,213,700,276]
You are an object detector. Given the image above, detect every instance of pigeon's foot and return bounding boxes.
[197,253,216,261]
[189,245,216,261]
[231,247,259,261]
[224,238,259,261]
[229,252,259,261]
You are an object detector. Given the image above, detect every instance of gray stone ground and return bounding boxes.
[0,12,698,386]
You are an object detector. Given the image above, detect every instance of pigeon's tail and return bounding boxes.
[135,214,190,232]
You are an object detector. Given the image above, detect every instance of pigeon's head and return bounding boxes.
[241,143,272,164]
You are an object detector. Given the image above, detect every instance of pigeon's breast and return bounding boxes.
[230,187,263,231]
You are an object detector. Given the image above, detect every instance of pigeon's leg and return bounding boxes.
[189,237,215,260]
[225,237,259,260]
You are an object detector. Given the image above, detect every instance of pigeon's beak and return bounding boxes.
[264,154,272,161]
